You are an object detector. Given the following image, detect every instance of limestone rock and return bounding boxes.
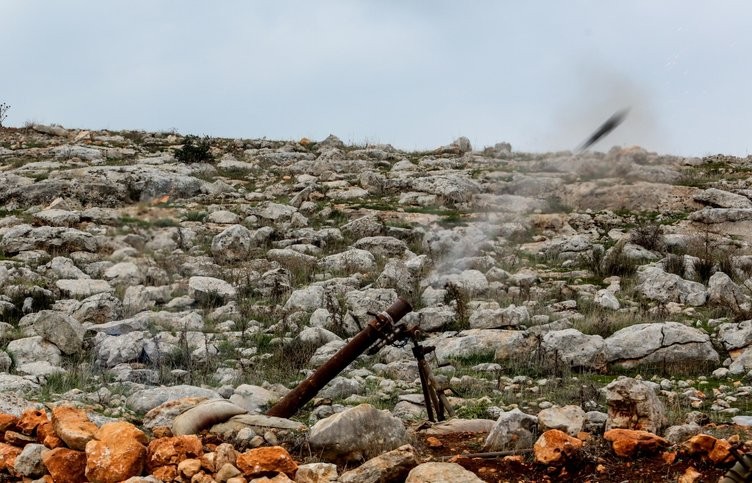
[682,433,734,464]
[405,462,484,483]
[236,446,297,479]
[318,249,376,274]
[338,444,418,483]
[537,405,587,436]
[6,336,62,367]
[147,435,203,470]
[188,276,237,304]
[307,404,407,463]
[127,385,222,413]
[294,462,338,482]
[634,266,707,306]
[605,378,666,434]
[32,310,85,355]
[604,322,718,371]
[56,278,114,299]
[85,421,148,483]
[533,429,583,465]
[708,271,752,315]
[211,224,255,262]
[484,408,538,451]
[42,447,87,483]
[13,443,47,477]
[541,329,606,371]
[603,429,668,458]
[51,406,98,451]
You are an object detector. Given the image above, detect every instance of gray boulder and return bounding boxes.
[307,403,408,463]
[604,322,719,371]
[6,336,62,366]
[469,304,528,329]
[126,384,222,413]
[427,329,534,364]
[33,209,80,227]
[541,329,606,371]
[708,272,752,315]
[95,331,149,367]
[341,215,384,239]
[318,249,376,274]
[72,292,122,324]
[55,279,114,299]
[229,384,279,413]
[188,276,236,304]
[537,405,586,436]
[484,408,538,451]
[406,462,484,483]
[338,445,418,483]
[210,224,254,262]
[32,310,85,355]
[635,265,707,306]
[13,443,47,477]
[717,320,752,355]
[604,377,666,434]
[694,188,752,209]
[353,236,409,258]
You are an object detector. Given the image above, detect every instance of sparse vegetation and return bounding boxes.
[174,135,215,164]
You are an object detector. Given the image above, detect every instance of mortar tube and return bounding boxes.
[266,298,412,419]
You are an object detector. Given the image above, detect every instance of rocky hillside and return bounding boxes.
[1,124,752,481]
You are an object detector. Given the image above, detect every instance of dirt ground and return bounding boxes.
[419,432,730,483]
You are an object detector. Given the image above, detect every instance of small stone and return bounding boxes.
[603,429,669,458]
[147,435,203,470]
[236,446,297,478]
[42,447,87,483]
[426,436,443,448]
[294,462,338,482]
[85,421,148,483]
[215,462,242,481]
[51,406,98,451]
[177,458,202,478]
[533,430,584,465]
[0,443,22,473]
[13,443,47,477]
[682,434,733,464]
[17,408,47,435]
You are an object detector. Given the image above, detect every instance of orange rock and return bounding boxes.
[51,406,98,451]
[236,446,297,478]
[85,422,147,483]
[0,442,22,473]
[37,421,63,448]
[4,430,35,446]
[152,464,178,481]
[17,409,47,435]
[604,429,669,458]
[662,451,677,464]
[425,436,443,448]
[533,429,584,465]
[251,474,293,482]
[94,420,148,445]
[678,466,703,483]
[147,435,203,470]
[42,447,86,483]
[0,413,18,432]
[151,426,173,439]
[178,458,202,478]
[683,434,734,464]
[215,442,238,469]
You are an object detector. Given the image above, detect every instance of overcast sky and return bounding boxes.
[1,1,750,156]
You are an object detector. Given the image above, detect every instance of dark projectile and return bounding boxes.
[576,108,629,152]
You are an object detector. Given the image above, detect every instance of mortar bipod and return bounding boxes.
[410,334,455,422]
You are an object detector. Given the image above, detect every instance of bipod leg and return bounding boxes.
[416,354,436,422]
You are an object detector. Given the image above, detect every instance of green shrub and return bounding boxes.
[175,135,214,164]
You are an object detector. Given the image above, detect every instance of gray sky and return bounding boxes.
[1,1,750,156]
